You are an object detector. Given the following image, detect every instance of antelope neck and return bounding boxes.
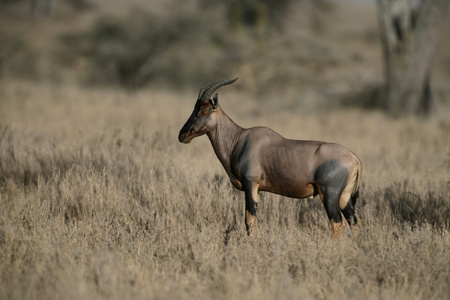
[207,108,244,168]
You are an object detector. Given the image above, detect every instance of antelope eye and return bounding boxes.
[197,108,206,116]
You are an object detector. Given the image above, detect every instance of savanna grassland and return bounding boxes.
[0,80,449,300]
[1,1,450,299]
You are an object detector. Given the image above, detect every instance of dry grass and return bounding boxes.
[0,81,449,300]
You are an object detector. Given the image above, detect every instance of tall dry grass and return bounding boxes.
[0,81,449,299]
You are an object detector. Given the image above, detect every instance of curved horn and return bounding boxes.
[197,78,238,102]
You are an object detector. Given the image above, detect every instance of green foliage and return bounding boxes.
[339,81,385,110]
[224,0,292,30]
[0,31,38,79]
[56,1,338,93]
[58,5,238,88]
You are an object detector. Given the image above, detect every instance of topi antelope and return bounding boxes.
[178,78,362,239]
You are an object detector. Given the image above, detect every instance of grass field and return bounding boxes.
[0,81,449,299]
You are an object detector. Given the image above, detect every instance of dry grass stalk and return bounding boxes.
[0,82,449,299]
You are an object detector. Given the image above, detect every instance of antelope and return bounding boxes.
[178,78,362,239]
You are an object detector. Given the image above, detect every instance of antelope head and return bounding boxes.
[178,78,238,144]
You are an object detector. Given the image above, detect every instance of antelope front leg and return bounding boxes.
[244,183,259,236]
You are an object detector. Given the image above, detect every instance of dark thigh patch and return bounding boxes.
[314,160,349,222]
[314,160,349,191]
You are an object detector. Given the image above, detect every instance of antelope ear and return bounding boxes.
[210,93,219,110]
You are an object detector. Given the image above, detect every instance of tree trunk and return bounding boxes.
[377,0,450,117]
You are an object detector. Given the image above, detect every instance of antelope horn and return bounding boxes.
[197,78,239,102]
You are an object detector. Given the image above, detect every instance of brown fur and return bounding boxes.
[179,83,362,239]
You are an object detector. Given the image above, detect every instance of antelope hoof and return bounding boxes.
[330,220,345,240]
[245,211,256,236]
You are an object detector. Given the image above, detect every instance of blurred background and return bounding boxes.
[0,0,449,113]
